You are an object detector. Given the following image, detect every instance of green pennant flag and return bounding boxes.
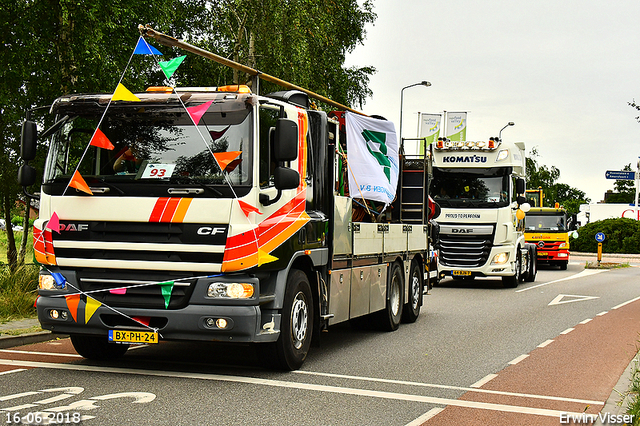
[158,55,187,79]
[158,281,175,309]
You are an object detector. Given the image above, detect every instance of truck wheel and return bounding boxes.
[70,334,129,360]
[524,247,537,282]
[559,261,568,270]
[261,269,313,371]
[402,259,422,323]
[378,261,404,331]
[502,251,521,288]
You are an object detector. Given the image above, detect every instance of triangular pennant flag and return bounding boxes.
[85,297,102,323]
[132,316,151,327]
[46,212,60,233]
[158,55,187,80]
[65,294,81,322]
[238,200,262,217]
[112,83,141,102]
[209,126,230,141]
[213,151,242,172]
[69,171,93,195]
[258,249,278,266]
[109,288,127,295]
[90,128,114,150]
[186,100,213,125]
[133,37,163,55]
[158,281,175,309]
[51,272,67,289]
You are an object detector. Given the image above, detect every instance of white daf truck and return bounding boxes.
[429,137,537,287]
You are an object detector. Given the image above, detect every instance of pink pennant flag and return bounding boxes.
[186,100,213,125]
[109,288,127,295]
[46,212,61,233]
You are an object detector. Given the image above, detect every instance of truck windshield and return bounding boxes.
[525,213,566,231]
[430,167,511,208]
[43,95,254,196]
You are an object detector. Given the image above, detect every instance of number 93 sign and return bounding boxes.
[140,163,176,179]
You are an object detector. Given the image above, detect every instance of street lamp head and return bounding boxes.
[508,121,515,126]
[420,81,432,87]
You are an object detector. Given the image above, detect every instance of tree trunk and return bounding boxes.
[3,194,17,272]
[17,196,31,266]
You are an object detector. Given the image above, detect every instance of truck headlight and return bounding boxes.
[39,275,56,290]
[491,252,510,265]
[207,283,254,299]
[559,243,567,248]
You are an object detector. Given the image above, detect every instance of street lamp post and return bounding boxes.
[498,121,515,140]
[399,81,432,145]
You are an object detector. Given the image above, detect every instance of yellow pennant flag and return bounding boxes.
[85,297,102,323]
[112,83,141,102]
[258,249,278,266]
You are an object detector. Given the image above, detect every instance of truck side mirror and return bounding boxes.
[274,167,300,190]
[273,118,298,162]
[21,120,38,161]
[515,178,525,195]
[17,164,37,187]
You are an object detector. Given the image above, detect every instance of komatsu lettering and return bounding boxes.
[442,155,487,163]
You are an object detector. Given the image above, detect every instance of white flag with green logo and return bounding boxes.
[345,112,399,205]
[445,112,467,141]
[418,113,442,156]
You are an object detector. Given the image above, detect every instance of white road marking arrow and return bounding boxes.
[548,294,600,306]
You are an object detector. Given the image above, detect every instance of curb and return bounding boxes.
[594,353,639,425]
[0,331,67,349]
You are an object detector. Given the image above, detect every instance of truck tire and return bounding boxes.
[70,334,129,360]
[559,261,568,270]
[378,261,404,331]
[261,269,313,371]
[524,246,537,282]
[402,259,422,323]
[502,250,521,288]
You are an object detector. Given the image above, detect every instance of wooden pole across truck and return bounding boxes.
[138,24,367,116]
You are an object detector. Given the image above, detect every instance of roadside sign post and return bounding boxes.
[595,232,606,266]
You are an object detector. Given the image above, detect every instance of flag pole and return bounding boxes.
[138,25,367,116]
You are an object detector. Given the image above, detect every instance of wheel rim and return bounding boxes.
[411,272,420,310]
[290,292,308,350]
[390,270,401,316]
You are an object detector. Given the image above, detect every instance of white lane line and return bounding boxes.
[0,349,82,358]
[0,369,27,376]
[579,318,592,325]
[0,359,602,417]
[516,269,607,293]
[537,340,554,348]
[560,328,574,335]
[596,311,608,316]
[612,296,640,310]
[508,354,529,365]
[405,407,444,426]
[293,370,602,405]
[470,374,498,388]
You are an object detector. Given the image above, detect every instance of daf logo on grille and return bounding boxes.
[197,227,226,236]
[452,228,473,233]
[60,223,89,232]
[537,241,545,248]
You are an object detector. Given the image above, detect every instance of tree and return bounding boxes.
[1,0,377,270]
[525,147,590,215]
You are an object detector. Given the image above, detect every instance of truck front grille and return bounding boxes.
[438,232,494,268]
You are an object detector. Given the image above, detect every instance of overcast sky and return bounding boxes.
[345,0,640,203]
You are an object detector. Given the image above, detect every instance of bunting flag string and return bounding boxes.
[213,151,242,173]
[46,212,60,233]
[64,294,81,322]
[85,297,102,323]
[186,100,214,125]
[112,83,141,102]
[238,200,262,217]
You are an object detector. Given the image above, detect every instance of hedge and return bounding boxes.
[570,218,640,254]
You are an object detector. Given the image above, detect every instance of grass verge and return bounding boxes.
[627,357,640,425]
[0,264,39,322]
[585,261,631,269]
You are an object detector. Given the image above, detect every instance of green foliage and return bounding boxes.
[0,264,39,321]
[526,147,590,215]
[571,218,640,254]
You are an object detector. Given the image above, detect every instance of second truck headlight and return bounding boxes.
[491,252,510,265]
[207,283,254,299]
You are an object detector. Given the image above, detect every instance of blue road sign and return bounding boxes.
[605,170,636,180]
[595,232,606,243]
